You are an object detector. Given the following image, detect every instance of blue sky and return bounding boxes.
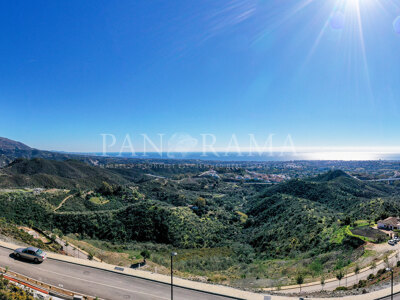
[1,0,400,152]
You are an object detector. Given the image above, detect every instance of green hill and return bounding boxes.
[258,172,395,212]
[1,164,400,280]
[312,169,351,182]
[0,137,32,151]
[0,158,128,189]
[243,172,400,258]
[245,193,364,258]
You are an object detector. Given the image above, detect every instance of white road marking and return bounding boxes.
[27,264,169,300]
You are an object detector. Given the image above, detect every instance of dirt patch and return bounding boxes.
[351,226,388,242]
[18,226,49,243]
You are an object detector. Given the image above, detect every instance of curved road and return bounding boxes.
[0,247,234,300]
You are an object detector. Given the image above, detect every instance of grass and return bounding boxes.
[362,249,377,258]
[354,220,372,227]
[89,196,109,205]
[64,235,143,266]
[212,194,226,198]
[61,235,367,289]
[347,226,375,243]
[350,226,388,243]
[331,226,348,244]
[0,188,32,194]
[332,221,385,244]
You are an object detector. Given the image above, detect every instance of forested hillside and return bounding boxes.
[245,170,398,258]
[0,158,128,189]
[1,163,399,254]
[2,158,400,287]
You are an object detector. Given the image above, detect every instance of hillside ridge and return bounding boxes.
[0,137,32,151]
[0,158,128,189]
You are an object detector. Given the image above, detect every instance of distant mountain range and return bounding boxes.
[0,137,72,167]
[0,137,110,168]
[0,137,209,168]
[0,137,136,188]
[0,137,32,151]
[0,158,128,189]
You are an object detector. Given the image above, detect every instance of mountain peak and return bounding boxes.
[0,137,32,151]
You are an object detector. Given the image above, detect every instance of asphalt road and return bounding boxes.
[0,247,234,300]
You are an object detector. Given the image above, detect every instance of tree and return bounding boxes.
[0,218,5,235]
[343,216,351,225]
[371,261,377,271]
[321,275,325,291]
[368,217,373,226]
[49,234,57,243]
[355,265,360,282]
[296,273,304,292]
[27,219,34,229]
[336,270,344,287]
[140,250,151,263]
[99,181,113,196]
[195,197,206,207]
[53,228,63,238]
[384,255,390,268]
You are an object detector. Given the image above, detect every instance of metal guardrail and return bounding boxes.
[0,266,99,300]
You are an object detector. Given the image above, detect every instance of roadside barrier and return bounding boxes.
[0,266,98,300]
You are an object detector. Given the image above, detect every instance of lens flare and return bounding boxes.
[393,16,400,34]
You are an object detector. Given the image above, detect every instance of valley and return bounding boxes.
[0,169,398,293]
[2,138,400,297]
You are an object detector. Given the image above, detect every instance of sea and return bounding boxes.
[86,152,400,162]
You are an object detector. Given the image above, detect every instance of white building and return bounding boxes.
[377,217,400,230]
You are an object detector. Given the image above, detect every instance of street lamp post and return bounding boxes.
[171,252,178,300]
[386,267,394,300]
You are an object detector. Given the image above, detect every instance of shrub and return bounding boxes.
[367,273,375,280]
[357,280,367,288]
[335,286,348,291]
[140,250,151,261]
[377,268,386,276]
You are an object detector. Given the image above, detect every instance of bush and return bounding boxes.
[357,280,367,288]
[335,286,348,291]
[367,273,375,280]
[140,250,151,261]
[377,268,386,276]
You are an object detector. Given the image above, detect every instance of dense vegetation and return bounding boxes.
[244,170,400,258]
[0,162,398,255]
[0,158,128,189]
[2,157,400,287]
